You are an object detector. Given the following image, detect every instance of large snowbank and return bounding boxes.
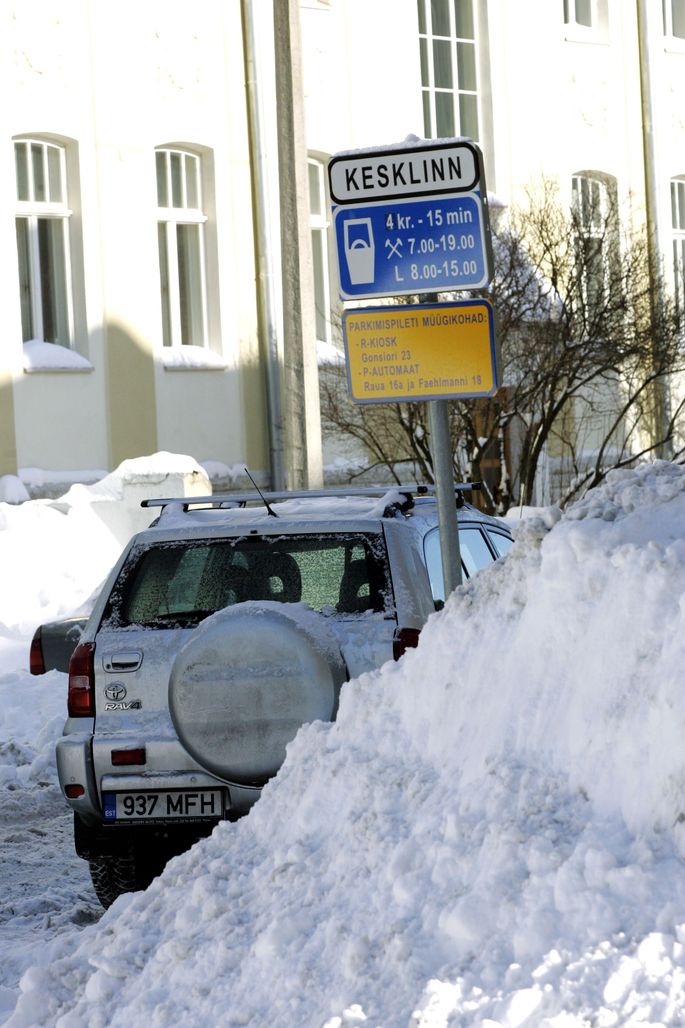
[4,459,685,1025]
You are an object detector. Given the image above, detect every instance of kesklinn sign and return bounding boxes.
[329,140,479,204]
[342,300,498,404]
[329,140,492,299]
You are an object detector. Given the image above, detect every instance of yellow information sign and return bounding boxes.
[342,299,497,404]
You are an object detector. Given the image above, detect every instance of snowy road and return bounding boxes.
[0,777,102,1021]
[0,646,105,1022]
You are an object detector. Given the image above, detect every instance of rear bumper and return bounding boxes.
[73,812,221,860]
[57,733,262,827]
[56,733,100,822]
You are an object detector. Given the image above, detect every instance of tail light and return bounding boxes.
[68,642,96,717]
[393,627,421,660]
[111,748,146,766]
[29,629,46,675]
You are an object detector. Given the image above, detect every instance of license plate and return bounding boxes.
[102,789,223,822]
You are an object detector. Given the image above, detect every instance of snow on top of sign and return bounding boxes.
[329,134,473,160]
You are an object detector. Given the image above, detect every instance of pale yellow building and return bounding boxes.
[2,0,684,494]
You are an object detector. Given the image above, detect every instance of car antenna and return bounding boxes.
[244,467,279,517]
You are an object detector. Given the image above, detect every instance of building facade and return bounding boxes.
[2,0,685,490]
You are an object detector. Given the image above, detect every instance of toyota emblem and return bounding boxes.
[104,682,127,701]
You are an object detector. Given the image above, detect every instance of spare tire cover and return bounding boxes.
[169,603,347,784]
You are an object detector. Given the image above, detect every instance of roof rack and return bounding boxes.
[141,482,482,515]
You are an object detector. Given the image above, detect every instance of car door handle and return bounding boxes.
[102,651,143,673]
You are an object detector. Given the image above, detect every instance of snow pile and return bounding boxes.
[0,476,30,504]
[55,450,209,506]
[0,667,67,791]
[0,498,119,635]
[6,459,685,1027]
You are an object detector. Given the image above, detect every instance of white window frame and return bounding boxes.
[564,0,594,29]
[664,0,685,40]
[572,173,614,312]
[156,147,209,349]
[672,178,685,312]
[418,0,479,142]
[563,0,608,43]
[14,138,75,347]
[308,158,332,349]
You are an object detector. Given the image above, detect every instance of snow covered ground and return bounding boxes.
[3,457,685,1025]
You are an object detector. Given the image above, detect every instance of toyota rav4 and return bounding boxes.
[56,485,512,906]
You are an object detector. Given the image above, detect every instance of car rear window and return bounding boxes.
[101,534,392,628]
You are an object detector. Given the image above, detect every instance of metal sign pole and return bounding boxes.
[427,398,462,596]
[418,290,462,596]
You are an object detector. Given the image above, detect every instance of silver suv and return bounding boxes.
[57,486,512,906]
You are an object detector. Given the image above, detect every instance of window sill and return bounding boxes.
[160,345,228,371]
[23,341,93,373]
[564,25,608,46]
[664,35,685,54]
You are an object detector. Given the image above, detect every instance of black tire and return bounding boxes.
[88,847,163,909]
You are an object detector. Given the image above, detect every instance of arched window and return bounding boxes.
[14,137,74,346]
[155,147,208,348]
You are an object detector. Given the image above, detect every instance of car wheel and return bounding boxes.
[169,603,348,785]
[87,848,161,909]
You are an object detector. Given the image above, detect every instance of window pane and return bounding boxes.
[454,0,474,38]
[171,152,183,208]
[459,527,495,577]
[47,146,62,202]
[576,0,592,26]
[156,151,168,207]
[431,0,450,35]
[15,218,33,342]
[674,238,685,309]
[311,229,327,342]
[436,92,455,136]
[459,92,479,139]
[308,162,322,217]
[15,143,29,201]
[486,530,514,558]
[677,181,684,230]
[433,39,453,87]
[31,143,46,202]
[422,90,433,136]
[585,237,604,309]
[424,526,495,603]
[177,223,205,345]
[418,0,426,34]
[423,529,444,602]
[185,155,199,209]
[457,40,477,90]
[38,218,69,345]
[420,37,429,85]
[158,223,172,347]
[674,1,685,38]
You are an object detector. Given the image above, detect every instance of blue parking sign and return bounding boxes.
[333,192,492,300]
